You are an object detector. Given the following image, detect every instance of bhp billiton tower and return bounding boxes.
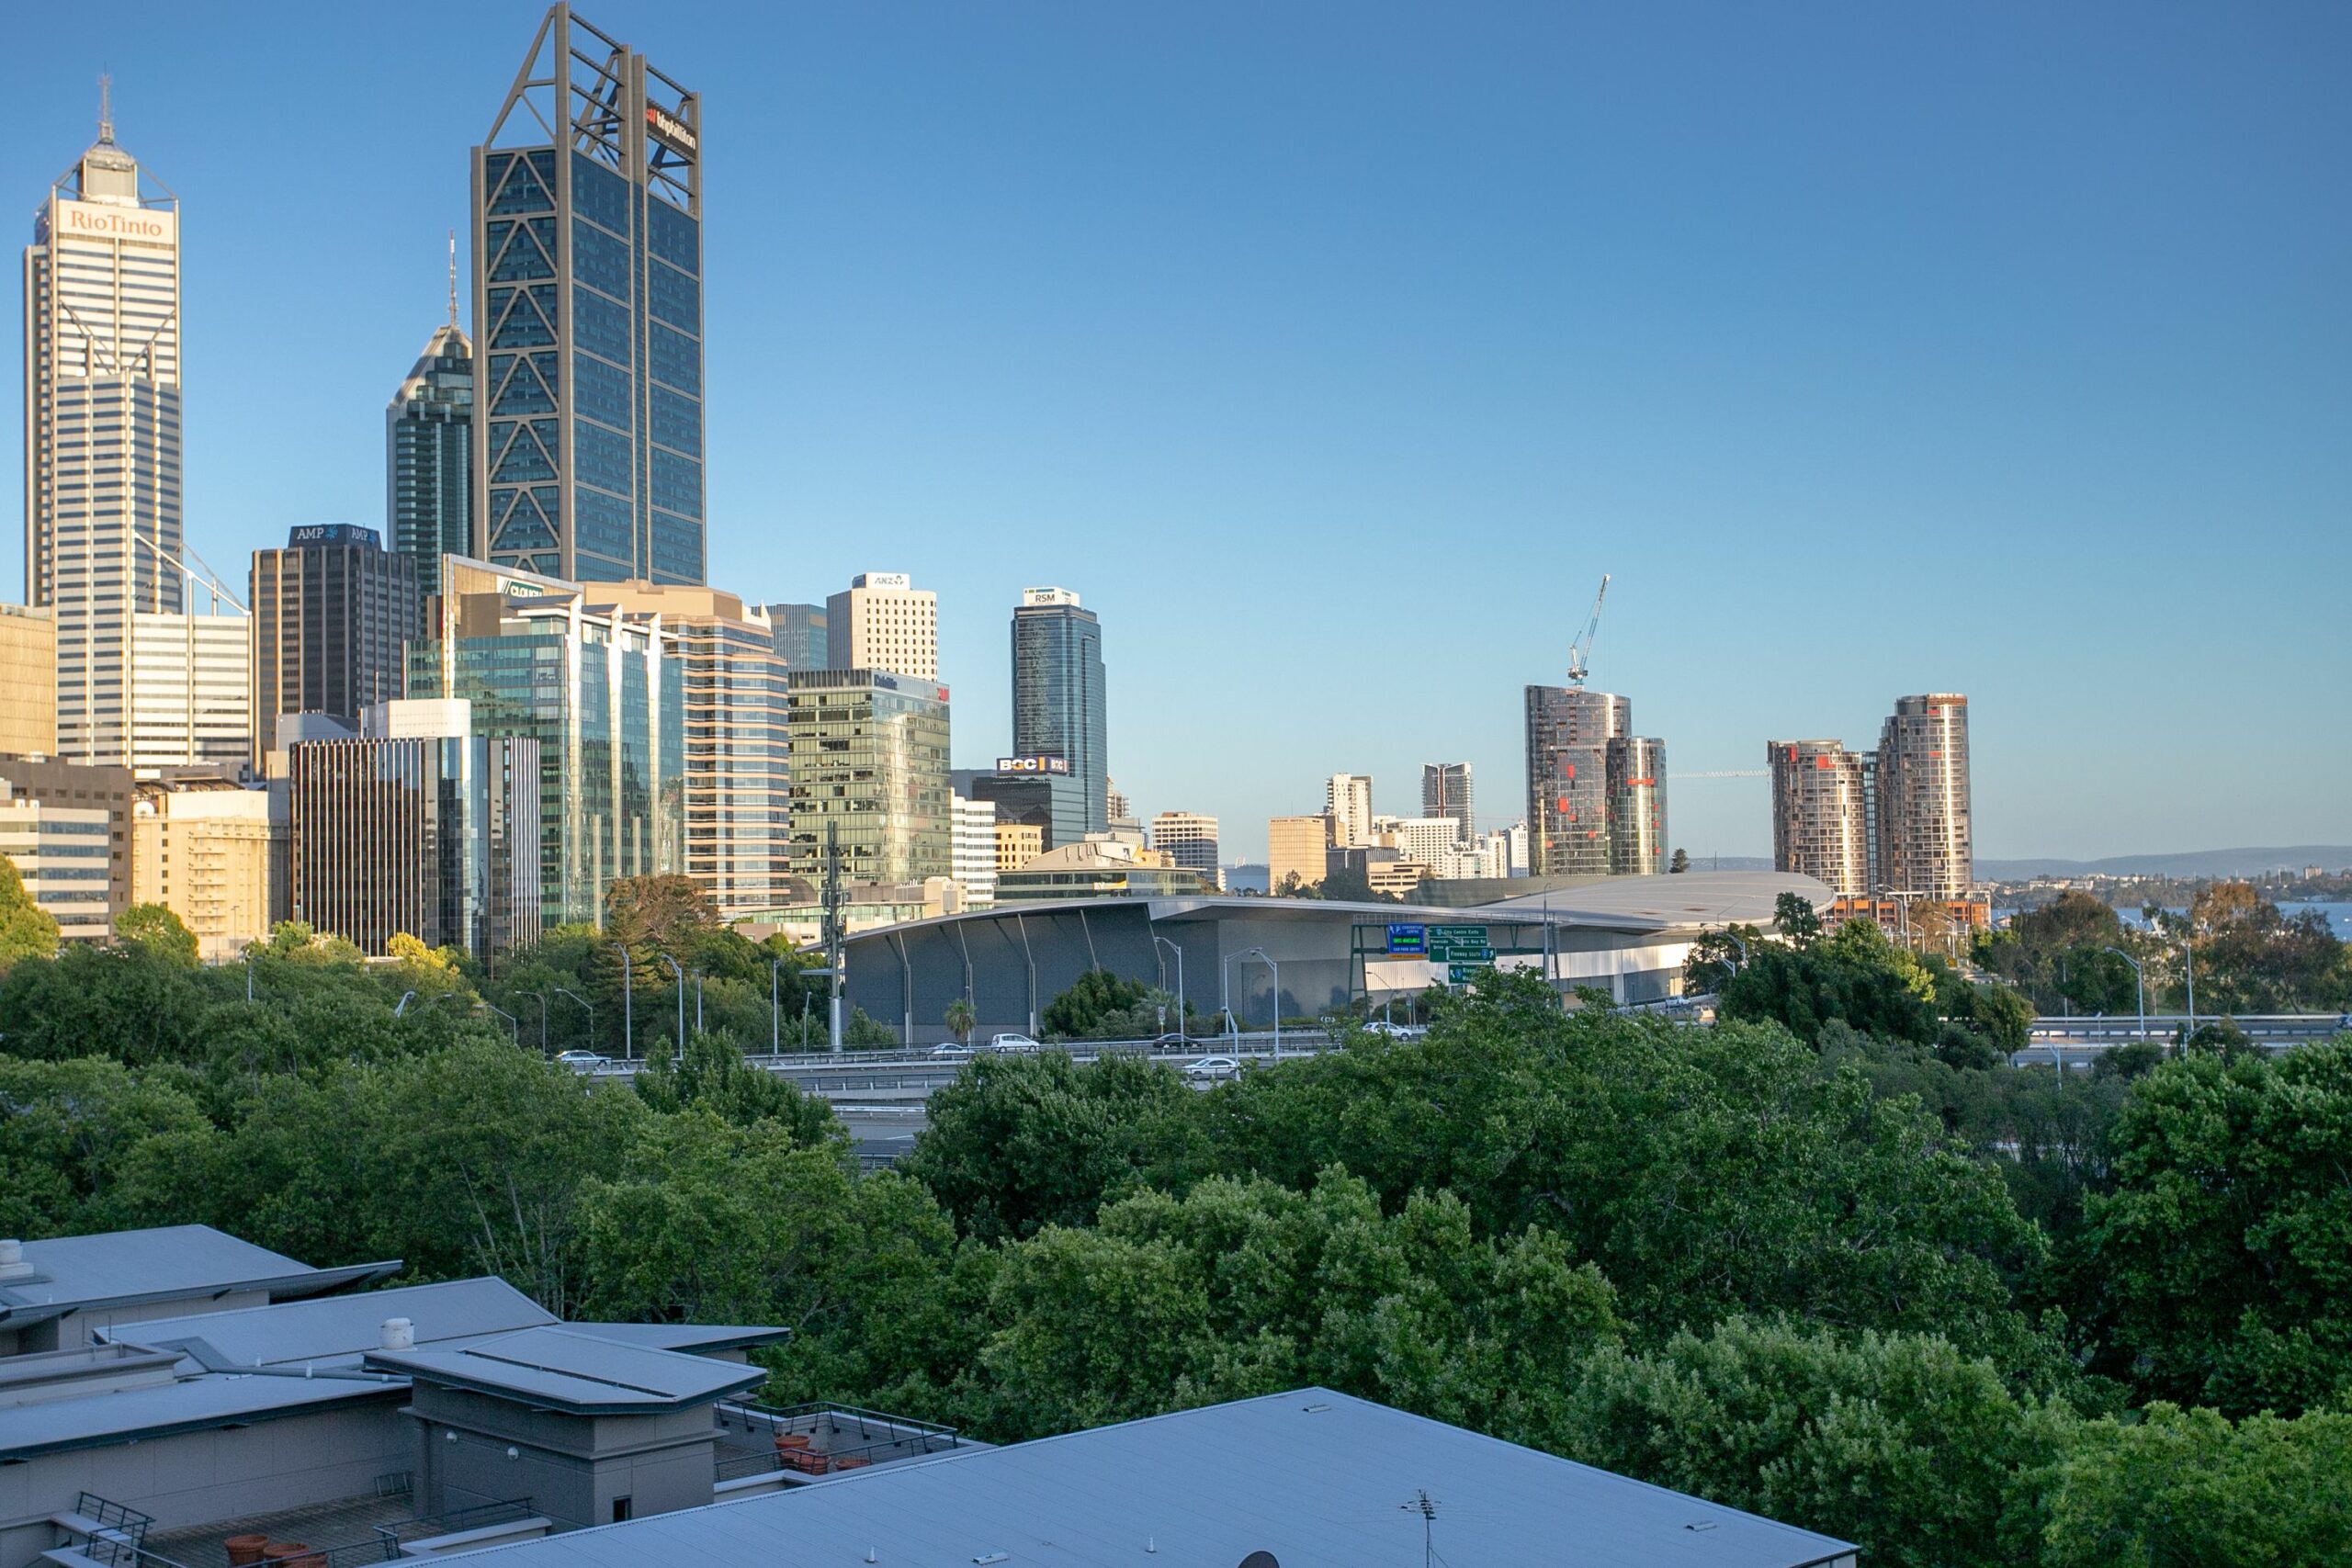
[23,106,183,762]
[474,6,707,585]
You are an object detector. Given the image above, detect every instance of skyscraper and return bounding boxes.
[1604,737,1668,877]
[1011,588,1107,835]
[24,97,185,765]
[1150,811,1221,887]
[1523,688,1626,877]
[474,6,706,585]
[764,603,827,669]
[249,525,423,772]
[1420,762,1474,845]
[785,669,951,887]
[827,572,937,680]
[1324,774,1374,848]
[1874,694,1973,899]
[1767,739,1871,897]
[387,256,473,596]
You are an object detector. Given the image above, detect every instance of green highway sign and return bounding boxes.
[1426,923,1492,963]
[1448,961,1490,985]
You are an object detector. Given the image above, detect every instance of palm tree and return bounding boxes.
[944,998,976,1044]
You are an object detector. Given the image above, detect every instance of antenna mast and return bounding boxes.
[447,230,458,328]
[1566,572,1611,688]
[97,73,114,142]
[1399,1491,1439,1568]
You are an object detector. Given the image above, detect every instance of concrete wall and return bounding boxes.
[0,1400,408,1568]
[410,1387,717,1533]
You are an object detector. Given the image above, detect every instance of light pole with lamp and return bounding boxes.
[662,954,685,1053]
[2102,947,2145,1062]
[479,1000,518,1043]
[1151,934,1185,1041]
[2179,934,2198,1050]
[553,987,595,1051]
[394,990,417,1017]
[517,989,550,1052]
[1238,946,1280,1061]
[770,959,783,1055]
[620,948,633,1061]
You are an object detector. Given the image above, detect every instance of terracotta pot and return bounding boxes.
[223,1536,270,1566]
[773,1433,810,1450]
[260,1542,306,1567]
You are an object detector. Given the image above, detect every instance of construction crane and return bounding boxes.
[1566,572,1610,688]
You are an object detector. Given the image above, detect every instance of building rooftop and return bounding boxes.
[0,1225,398,1334]
[0,1360,401,1461]
[120,1277,555,1371]
[366,1326,767,1416]
[1477,869,1836,929]
[456,1388,1856,1568]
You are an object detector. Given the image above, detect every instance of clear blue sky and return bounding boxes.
[7,1,2346,862]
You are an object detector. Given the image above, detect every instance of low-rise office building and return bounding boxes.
[950,795,998,908]
[0,606,57,756]
[130,776,274,960]
[991,838,1209,905]
[0,789,111,941]
[0,755,135,925]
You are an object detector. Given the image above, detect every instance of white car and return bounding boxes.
[1182,1055,1240,1082]
[988,1032,1042,1055]
[1362,1021,1421,1040]
[554,1050,610,1070]
[930,1042,977,1061]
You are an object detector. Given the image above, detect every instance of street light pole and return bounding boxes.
[394,990,416,1018]
[2180,937,2197,1048]
[621,948,633,1062]
[1239,946,1279,1061]
[695,973,704,1034]
[1151,934,1185,1039]
[771,959,782,1055]
[2102,947,2145,1056]
[481,1000,517,1043]
[662,954,684,1052]
[519,989,548,1052]
[553,987,595,1050]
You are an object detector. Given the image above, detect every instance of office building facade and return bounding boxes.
[288,701,542,960]
[25,112,187,769]
[764,602,826,669]
[1269,814,1331,894]
[474,6,706,584]
[128,611,250,775]
[951,794,998,908]
[1150,811,1221,887]
[1011,587,1107,834]
[1420,762,1474,845]
[130,777,273,961]
[0,606,57,755]
[0,789,111,941]
[596,584,789,917]
[826,572,936,679]
[994,819,1043,873]
[249,525,422,771]
[411,558,681,924]
[1325,774,1374,847]
[0,754,134,919]
[963,758,1091,853]
[387,313,473,595]
[1874,693,1973,899]
[1767,739,1871,898]
[785,669,950,887]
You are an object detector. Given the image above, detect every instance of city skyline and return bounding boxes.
[4,4,2346,862]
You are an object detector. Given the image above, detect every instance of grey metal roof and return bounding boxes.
[1478,870,1836,930]
[459,1388,1857,1568]
[365,1326,766,1414]
[562,1321,792,1356]
[0,1226,398,1327]
[119,1277,555,1369]
[0,1367,402,1461]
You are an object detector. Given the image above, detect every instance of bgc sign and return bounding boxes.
[995,756,1071,775]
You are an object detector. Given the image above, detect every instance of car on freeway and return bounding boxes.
[1362,1020,1422,1040]
[929,1042,977,1061]
[554,1050,610,1070]
[988,1032,1042,1055]
[1182,1055,1240,1082]
[1152,1032,1199,1049]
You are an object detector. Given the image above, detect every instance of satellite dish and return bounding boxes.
[1239,1555,1280,1568]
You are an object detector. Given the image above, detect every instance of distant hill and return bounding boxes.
[1978,847,2352,880]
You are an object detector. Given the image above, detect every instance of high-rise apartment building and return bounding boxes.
[130,777,273,961]
[1324,774,1374,848]
[952,795,999,908]
[784,669,950,887]
[1011,588,1106,834]
[1420,762,1474,846]
[763,603,827,669]
[1150,811,1221,888]
[595,583,788,917]
[1874,694,1973,899]
[387,295,473,596]
[1605,736,1668,876]
[1767,739,1871,897]
[1523,687,1667,877]
[25,107,187,768]
[1386,816,1464,870]
[474,6,706,585]
[1269,814,1332,894]
[410,558,681,924]
[249,525,422,772]
[129,610,250,775]
[288,699,542,960]
[0,606,57,755]
[825,572,936,680]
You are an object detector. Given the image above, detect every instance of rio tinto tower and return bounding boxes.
[22,93,187,765]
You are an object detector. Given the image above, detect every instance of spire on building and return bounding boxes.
[447,229,458,329]
[97,73,114,144]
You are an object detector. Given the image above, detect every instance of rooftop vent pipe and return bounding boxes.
[379,1317,415,1351]
[0,1240,31,1281]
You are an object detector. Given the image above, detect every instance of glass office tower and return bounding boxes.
[1011,588,1107,834]
[786,670,951,886]
[387,311,473,596]
[412,558,682,924]
[473,6,705,585]
[249,525,422,772]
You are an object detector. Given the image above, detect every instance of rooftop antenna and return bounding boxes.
[1399,1491,1439,1568]
[97,73,114,143]
[447,230,458,329]
[1566,572,1611,688]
